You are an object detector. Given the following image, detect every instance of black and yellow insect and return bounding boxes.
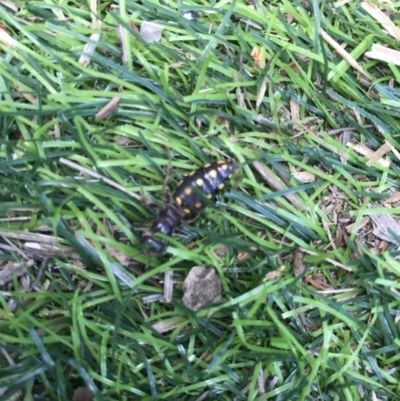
[142,159,237,255]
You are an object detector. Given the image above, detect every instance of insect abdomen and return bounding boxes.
[173,159,237,215]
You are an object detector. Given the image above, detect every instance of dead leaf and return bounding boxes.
[370,212,400,243]
[129,20,139,33]
[293,250,305,277]
[379,240,389,251]
[251,47,267,70]
[14,84,37,105]
[105,243,130,267]
[0,259,34,286]
[214,245,227,257]
[292,171,316,183]
[299,311,321,332]
[305,275,330,291]
[95,96,121,120]
[386,192,400,203]
[140,22,164,43]
[116,135,131,147]
[182,266,221,311]
[345,216,370,233]
[152,319,184,333]
[237,250,253,261]
[263,265,284,281]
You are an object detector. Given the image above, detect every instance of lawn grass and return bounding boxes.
[1,0,400,400]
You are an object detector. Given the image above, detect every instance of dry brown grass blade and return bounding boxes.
[95,96,121,120]
[365,44,400,67]
[0,27,14,46]
[361,1,400,41]
[320,29,369,78]
[0,259,35,286]
[384,139,400,162]
[252,161,306,209]
[366,142,391,167]
[59,157,142,201]
[347,142,390,168]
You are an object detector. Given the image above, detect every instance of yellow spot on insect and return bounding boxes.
[204,163,211,168]
[177,180,183,187]
[207,194,213,199]
[183,208,191,214]
[217,160,225,164]
[195,201,202,208]
[228,173,233,179]
[175,197,182,206]
[218,183,225,190]
[189,170,196,176]
[184,187,192,196]
[221,164,228,170]
[209,169,217,179]
[196,178,204,186]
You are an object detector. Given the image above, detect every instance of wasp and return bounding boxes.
[141,159,237,255]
